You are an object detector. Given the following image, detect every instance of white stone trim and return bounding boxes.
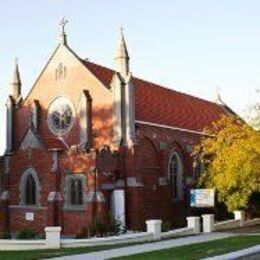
[47,191,63,202]
[201,212,260,233]
[61,232,153,248]
[124,75,135,147]
[101,183,115,190]
[51,151,58,172]
[85,191,106,202]
[9,205,47,209]
[112,73,135,147]
[79,90,92,148]
[20,129,43,151]
[158,177,168,186]
[186,216,201,234]
[202,214,215,233]
[4,156,11,175]
[112,73,123,146]
[135,120,210,136]
[116,179,125,187]
[0,190,9,201]
[6,97,14,153]
[45,226,61,249]
[47,96,76,137]
[127,177,143,187]
[146,220,162,240]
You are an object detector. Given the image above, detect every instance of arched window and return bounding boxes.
[65,174,86,208]
[20,168,40,206]
[25,174,36,205]
[71,179,83,205]
[168,152,183,200]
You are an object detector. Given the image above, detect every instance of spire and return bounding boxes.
[14,59,21,85]
[12,58,22,101]
[114,27,130,77]
[59,17,68,45]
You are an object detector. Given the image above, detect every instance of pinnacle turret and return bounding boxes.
[114,28,130,77]
[12,59,22,101]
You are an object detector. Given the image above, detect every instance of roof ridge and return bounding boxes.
[82,59,115,73]
[133,76,220,106]
[82,59,221,107]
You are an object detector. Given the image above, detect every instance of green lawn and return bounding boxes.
[0,235,259,260]
[0,243,136,260]
[112,235,260,260]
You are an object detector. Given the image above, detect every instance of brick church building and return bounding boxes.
[0,23,230,236]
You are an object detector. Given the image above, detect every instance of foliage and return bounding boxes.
[0,231,11,239]
[161,221,172,232]
[193,115,260,212]
[76,214,123,238]
[247,192,260,218]
[16,228,38,240]
[35,233,45,239]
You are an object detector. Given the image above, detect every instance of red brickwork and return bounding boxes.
[125,124,201,230]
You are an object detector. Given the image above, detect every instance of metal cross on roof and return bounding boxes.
[60,17,68,33]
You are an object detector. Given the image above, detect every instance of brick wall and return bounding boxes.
[125,124,201,230]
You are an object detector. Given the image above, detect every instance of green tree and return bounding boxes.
[194,115,260,212]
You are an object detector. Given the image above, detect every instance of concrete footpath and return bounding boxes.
[50,232,235,260]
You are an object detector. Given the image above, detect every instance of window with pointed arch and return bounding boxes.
[168,152,184,201]
[20,168,40,206]
[70,179,83,205]
[65,174,86,208]
[25,174,36,205]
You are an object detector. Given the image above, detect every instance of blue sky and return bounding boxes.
[0,0,260,154]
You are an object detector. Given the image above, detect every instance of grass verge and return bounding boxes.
[0,243,137,260]
[112,235,260,260]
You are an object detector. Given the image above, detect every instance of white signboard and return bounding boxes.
[25,212,34,221]
[190,189,215,207]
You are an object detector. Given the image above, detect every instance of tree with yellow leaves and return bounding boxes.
[194,115,260,212]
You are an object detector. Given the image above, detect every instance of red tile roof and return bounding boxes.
[83,60,115,87]
[82,60,228,132]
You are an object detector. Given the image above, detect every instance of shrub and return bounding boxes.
[106,217,122,236]
[16,228,38,239]
[76,214,123,238]
[35,233,45,239]
[248,192,260,218]
[0,231,11,239]
[162,221,172,232]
